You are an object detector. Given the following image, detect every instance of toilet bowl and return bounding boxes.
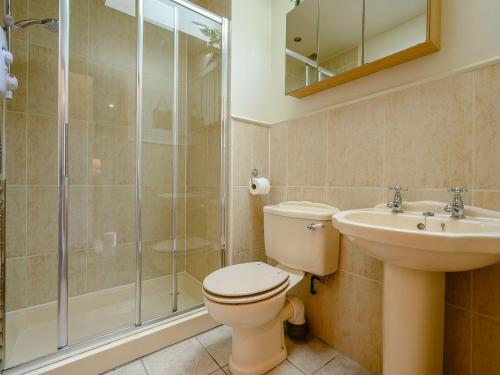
[203,201,340,375]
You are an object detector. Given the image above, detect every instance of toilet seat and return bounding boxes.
[202,262,291,304]
[203,278,289,304]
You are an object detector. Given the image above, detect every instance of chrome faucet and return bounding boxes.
[387,186,407,214]
[444,187,468,219]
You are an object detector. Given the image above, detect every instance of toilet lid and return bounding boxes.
[203,262,290,297]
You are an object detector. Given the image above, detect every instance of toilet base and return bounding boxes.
[229,316,287,375]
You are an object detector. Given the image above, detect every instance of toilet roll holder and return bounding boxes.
[250,168,259,189]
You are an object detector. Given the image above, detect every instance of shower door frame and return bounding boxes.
[0,0,230,371]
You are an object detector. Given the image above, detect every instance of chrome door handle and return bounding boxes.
[307,223,325,230]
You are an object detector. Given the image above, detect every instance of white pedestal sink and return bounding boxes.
[332,203,500,375]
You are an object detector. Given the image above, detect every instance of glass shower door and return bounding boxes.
[140,0,224,322]
[67,0,138,345]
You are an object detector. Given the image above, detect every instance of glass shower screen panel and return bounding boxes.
[182,6,223,307]
[140,1,223,322]
[140,0,176,322]
[67,0,138,344]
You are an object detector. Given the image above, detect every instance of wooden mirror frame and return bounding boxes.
[288,0,441,98]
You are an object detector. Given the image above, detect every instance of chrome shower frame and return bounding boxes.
[0,0,230,372]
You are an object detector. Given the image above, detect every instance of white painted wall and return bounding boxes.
[231,0,500,124]
[230,0,273,123]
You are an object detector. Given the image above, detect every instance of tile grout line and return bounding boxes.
[139,358,149,375]
[194,333,226,372]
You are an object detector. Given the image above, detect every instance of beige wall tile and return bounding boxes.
[385,73,473,189]
[232,120,252,186]
[6,258,27,311]
[27,186,57,255]
[69,58,90,121]
[27,254,57,305]
[27,44,55,116]
[142,186,171,242]
[207,124,222,187]
[142,241,172,280]
[69,119,88,185]
[445,271,471,309]
[88,186,135,248]
[474,64,500,190]
[339,237,382,282]
[89,0,136,68]
[473,191,500,211]
[27,114,57,185]
[205,187,221,244]
[269,187,287,205]
[251,194,267,250]
[187,186,207,240]
[142,143,172,187]
[287,112,328,187]
[472,263,500,319]
[89,63,136,127]
[287,187,327,203]
[231,187,252,255]
[326,187,383,210]
[88,124,136,185]
[270,122,288,186]
[69,186,88,251]
[69,250,87,297]
[327,98,384,187]
[6,186,27,259]
[187,129,207,187]
[86,243,135,292]
[472,315,500,374]
[251,125,269,179]
[6,111,26,184]
[324,271,382,375]
[443,305,471,375]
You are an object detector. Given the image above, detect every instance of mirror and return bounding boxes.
[285,0,319,93]
[364,0,427,63]
[285,0,440,98]
[317,0,363,80]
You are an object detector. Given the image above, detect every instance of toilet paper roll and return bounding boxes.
[249,177,270,195]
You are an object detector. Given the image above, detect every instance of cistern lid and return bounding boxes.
[203,262,289,297]
[264,201,339,221]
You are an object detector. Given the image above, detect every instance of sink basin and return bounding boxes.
[332,208,500,272]
[331,202,500,375]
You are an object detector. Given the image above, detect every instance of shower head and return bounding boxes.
[10,18,59,33]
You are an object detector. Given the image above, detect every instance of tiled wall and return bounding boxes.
[231,62,500,374]
[230,119,270,264]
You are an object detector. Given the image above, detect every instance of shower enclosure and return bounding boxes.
[0,0,228,371]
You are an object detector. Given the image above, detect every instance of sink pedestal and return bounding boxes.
[383,264,445,375]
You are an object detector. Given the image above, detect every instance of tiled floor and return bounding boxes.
[105,326,372,375]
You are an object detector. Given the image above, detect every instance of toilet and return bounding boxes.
[202,201,340,375]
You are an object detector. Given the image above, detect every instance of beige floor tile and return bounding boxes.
[314,352,371,375]
[285,337,337,375]
[266,360,304,375]
[209,370,226,375]
[196,325,233,367]
[223,360,303,375]
[106,360,147,375]
[142,337,219,375]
